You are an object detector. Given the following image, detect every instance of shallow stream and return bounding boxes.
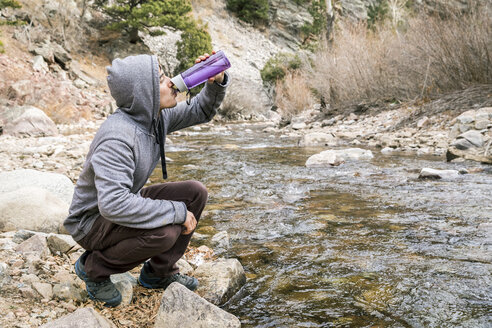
[152,122,491,327]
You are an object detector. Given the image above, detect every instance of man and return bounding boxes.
[63,52,229,307]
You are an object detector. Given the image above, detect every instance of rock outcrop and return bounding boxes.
[447,107,492,163]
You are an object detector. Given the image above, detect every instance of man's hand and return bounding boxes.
[182,211,197,235]
[195,51,225,84]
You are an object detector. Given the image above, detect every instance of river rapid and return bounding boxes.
[152,122,492,328]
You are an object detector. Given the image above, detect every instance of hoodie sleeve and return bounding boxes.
[91,139,187,228]
[163,71,230,134]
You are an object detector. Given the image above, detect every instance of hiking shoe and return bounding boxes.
[138,262,198,291]
[74,253,122,307]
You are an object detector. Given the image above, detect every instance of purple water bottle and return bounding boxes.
[170,50,231,92]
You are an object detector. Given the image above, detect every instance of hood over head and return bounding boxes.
[106,54,160,131]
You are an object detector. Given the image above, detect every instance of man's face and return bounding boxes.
[159,67,178,109]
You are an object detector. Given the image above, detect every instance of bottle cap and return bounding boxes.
[170,74,188,93]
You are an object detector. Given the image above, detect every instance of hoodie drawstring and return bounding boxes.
[154,116,167,179]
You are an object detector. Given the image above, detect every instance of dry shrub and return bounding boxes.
[311,1,492,108]
[275,72,314,119]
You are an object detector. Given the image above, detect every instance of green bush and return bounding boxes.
[300,0,327,40]
[226,0,269,25]
[0,40,4,53]
[175,22,212,75]
[0,0,21,9]
[261,53,302,84]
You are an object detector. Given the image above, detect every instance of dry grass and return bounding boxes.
[310,1,492,109]
[275,72,315,119]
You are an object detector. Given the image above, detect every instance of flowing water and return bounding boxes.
[151,122,492,328]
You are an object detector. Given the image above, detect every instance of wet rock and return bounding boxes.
[52,282,87,302]
[306,148,373,167]
[176,259,194,276]
[15,234,49,258]
[0,187,69,233]
[3,106,58,137]
[40,307,116,328]
[306,151,344,167]
[418,168,460,180]
[194,258,246,305]
[291,122,307,130]
[381,147,397,155]
[33,282,54,300]
[47,234,76,254]
[211,231,230,252]
[154,282,241,328]
[299,132,337,147]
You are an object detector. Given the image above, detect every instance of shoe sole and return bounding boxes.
[87,291,122,308]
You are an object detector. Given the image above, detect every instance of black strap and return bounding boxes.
[156,116,167,179]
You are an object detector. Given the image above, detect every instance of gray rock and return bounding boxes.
[0,187,69,233]
[459,130,484,148]
[32,55,48,72]
[459,124,472,133]
[3,106,58,137]
[381,147,396,155]
[110,272,138,287]
[211,231,230,251]
[40,307,116,328]
[114,280,133,305]
[418,168,460,180]
[299,132,337,147]
[475,120,489,130]
[15,234,49,258]
[451,138,474,150]
[457,115,474,124]
[306,151,344,167]
[306,148,373,167]
[0,262,10,287]
[7,80,31,100]
[176,259,194,276]
[194,259,246,306]
[154,282,241,328]
[291,122,307,130]
[52,282,87,302]
[0,169,75,205]
[12,230,47,243]
[69,61,99,86]
[47,234,77,254]
[32,282,54,300]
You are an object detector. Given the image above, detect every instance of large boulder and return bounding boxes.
[0,169,74,205]
[0,187,69,233]
[194,258,246,306]
[40,307,116,328]
[2,106,58,137]
[154,282,241,328]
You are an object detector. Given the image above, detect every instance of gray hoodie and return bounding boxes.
[64,54,229,242]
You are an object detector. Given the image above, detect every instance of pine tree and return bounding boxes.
[93,0,193,42]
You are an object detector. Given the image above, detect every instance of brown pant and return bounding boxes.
[77,180,207,282]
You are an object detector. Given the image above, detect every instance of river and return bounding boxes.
[152,122,492,328]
